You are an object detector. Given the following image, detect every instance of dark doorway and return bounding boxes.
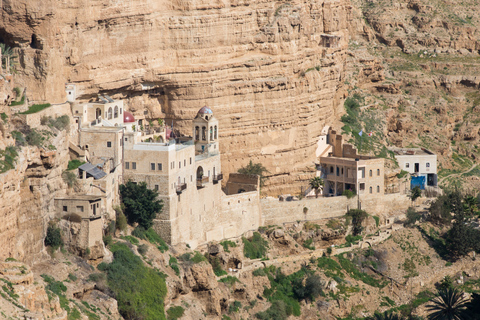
[414,163,419,173]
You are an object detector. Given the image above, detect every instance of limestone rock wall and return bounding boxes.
[1,0,353,194]
[0,129,70,265]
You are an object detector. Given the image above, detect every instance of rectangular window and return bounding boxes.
[179,161,181,169]
[406,163,410,168]
[76,206,84,213]
[96,203,99,208]
[377,169,380,176]
[125,162,129,169]
[154,185,159,191]
[125,137,128,141]
[157,163,162,171]
[151,163,155,171]
[190,157,192,165]
[107,141,112,148]
[360,183,365,191]
[132,162,136,170]
[426,162,430,167]
[63,206,67,212]
[184,160,186,166]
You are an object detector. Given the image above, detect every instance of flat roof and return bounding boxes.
[55,195,103,202]
[389,147,435,156]
[81,126,123,132]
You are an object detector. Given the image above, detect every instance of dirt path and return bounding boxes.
[438,163,478,185]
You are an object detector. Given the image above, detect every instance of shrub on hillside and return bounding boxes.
[45,224,63,251]
[243,232,268,259]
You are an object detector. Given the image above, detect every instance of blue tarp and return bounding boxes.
[411,176,426,190]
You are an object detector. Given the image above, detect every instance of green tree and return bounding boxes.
[119,181,163,229]
[369,311,405,320]
[410,186,422,206]
[309,177,324,198]
[238,160,269,187]
[463,195,478,217]
[0,43,17,73]
[426,288,469,320]
[346,209,368,236]
[45,224,63,251]
[405,207,421,227]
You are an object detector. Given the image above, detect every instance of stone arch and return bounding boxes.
[107,107,112,120]
[157,136,164,143]
[201,126,206,141]
[114,105,119,118]
[210,126,213,141]
[227,258,242,269]
[196,166,204,180]
[214,125,217,139]
[361,241,372,249]
[195,126,200,140]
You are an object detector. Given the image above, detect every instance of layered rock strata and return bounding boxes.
[1,0,353,194]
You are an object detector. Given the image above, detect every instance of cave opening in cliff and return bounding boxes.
[30,34,42,50]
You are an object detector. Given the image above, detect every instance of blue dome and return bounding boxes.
[198,106,213,115]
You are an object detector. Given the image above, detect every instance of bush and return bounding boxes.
[169,256,180,276]
[116,212,127,232]
[405,207,421,227]
[228,301,242,314]
[68,273,77,282]
[253,268,267,277]
[206,254,227,276]
[25,129,43,146]
[345,234,363,246]
[238,160,269,186]
[120,181,163,229]
[219,276,240,287]
[243,232,268,259]
[45,224,63,251]
[50,115,69,131]
[1,112,8,122]
[192,251,207,263]
[342,189,356,199]
[101,243,167,319]
[67,159,85,171]
[167,306,184,320]
[256,300,288,320]
[132,226,169,252]
[220,240,237,252]
[138,244,149,255]
[103,235,113,247]
[346,209,368,235]
[302,238,315,250]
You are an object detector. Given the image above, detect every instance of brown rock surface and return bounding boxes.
[1,0,354,194]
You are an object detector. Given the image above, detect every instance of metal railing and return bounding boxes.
[213,173,223,183]
[176,183,187,194]
[196,176,209,188]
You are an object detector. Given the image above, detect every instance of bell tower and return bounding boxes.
[193,106,219,154]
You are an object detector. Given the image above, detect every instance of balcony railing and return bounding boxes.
[196,176,209,188]
[213,173,223,184]
[176,183,187,194]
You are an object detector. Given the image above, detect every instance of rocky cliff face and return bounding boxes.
[0,129,70,265]
[1,0,353,194]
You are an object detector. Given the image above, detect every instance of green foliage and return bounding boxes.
[345,235,363,246]
[19,103,51,114]
[326,219,343,230]
[410,186,422,203]
[41,274,70,313]
[238,160,269,186]
[166,306,184,320]
[309,177,324,198]
[346,209,368,236]
[437,276,454,292]
[405,207,421,227]
[337,254,386,288]
[120,181,163,229]
[88,273,106,283]
[169,256,180,276]
[397,170,409,179]
[138,244,148,255]
[48,115,70,131]
[302,238,315,250]
[192,251,207,263]
[228,300,242,314]
[116,212,127,232]
[317,257,344,279]
[1,43,18,73]
[220,240,237,252]
[206,254,227,276]
[122,235,139,245]
[102,242,167,320]
[62,171,78,189]
[1,112,7,123]
[25,129,43,146]
[426,288,469,320]
[219,276,240,287]
[45,224,63,251]
[68,273,77,282]
[243,232,268,259]
[67,159,85,171]
[255,300,288,320]
[132,226,169,252]
[253,268,267,277]
[342,189,356,199]
[373,215,380,227]
[0,146,18,173]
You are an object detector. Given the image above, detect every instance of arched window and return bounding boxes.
[114,106,118,118]
[95,108,101,119]
[377,169,380,176]
[369,170,372,177]
[107,107,112,120]
[195,126,200,140]
[210,126,213,140]
[377,185,380,193]
[202,126,206,141]
[120,108,122,114]
[214,125,217,139]
[369,186,372,194]
[196,166,204,180]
